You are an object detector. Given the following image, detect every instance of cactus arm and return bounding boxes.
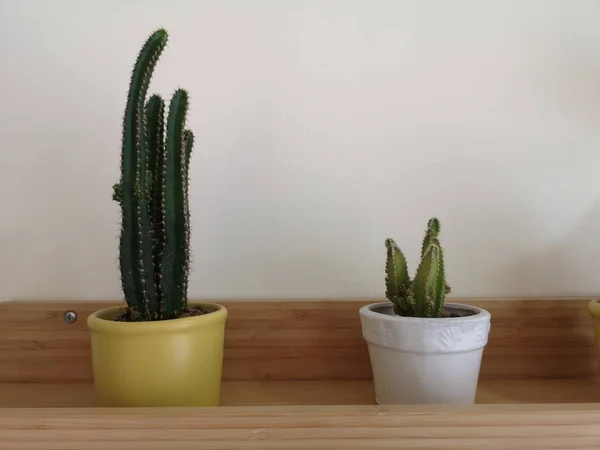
[433,246,447,317]
[143,94,166,318]
[412,240,445,318]
[117,28,168,318]
[420,217,451,300]
[181,130,194,303]
[112,182,124,205]
[412,245,434,317]
[160,89,190,319]
[145,95,166,293]
[421,217,440,258]
[184,130,194,172]
[385,238,415,316]
[136,95,163,320]
[385,238,409,298]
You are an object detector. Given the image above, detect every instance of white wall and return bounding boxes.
[2,0,600,301]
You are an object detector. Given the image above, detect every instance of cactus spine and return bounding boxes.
[385,218,451,318]
[113,29,194,321]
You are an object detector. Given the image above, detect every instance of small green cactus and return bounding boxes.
[112,28,197,321]
[385,218,451,318]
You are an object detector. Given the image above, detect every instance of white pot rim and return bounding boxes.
[359,301,490,323]
[359,301,491,354]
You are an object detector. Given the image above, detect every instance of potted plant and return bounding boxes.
[359,218,491,405]
[86,28,228,407]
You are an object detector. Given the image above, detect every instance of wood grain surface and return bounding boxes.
[1,379,600,408]
[0,298,597,383]
[2,403,600,450]
[1,298,599,449]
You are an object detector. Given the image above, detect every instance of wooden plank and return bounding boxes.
[1,403,600,449]
[0,298,597,382]
[1,379,600,408]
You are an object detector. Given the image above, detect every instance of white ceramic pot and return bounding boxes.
[359,301,491,405]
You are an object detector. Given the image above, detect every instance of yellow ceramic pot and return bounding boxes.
[87,302,227,407]
[589,299,600,374]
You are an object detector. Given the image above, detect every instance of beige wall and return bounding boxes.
[2,0,600,301]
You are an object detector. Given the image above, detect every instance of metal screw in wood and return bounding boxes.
[63,311,77,324]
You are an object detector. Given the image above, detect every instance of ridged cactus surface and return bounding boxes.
[385,218,451,318]
[112,29,196,321]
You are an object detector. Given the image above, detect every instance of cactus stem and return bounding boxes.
[385,218,449,318]
[160,89,189,319]
[115,28,195,321]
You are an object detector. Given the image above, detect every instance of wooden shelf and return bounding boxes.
[2,379,600,408]
[1,298,600,448]
[2,402,600,449]
[1,298,598,383]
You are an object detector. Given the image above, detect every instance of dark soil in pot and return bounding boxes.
[113,306,208,322]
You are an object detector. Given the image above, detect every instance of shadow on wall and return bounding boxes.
[537,39,600,128]
[507,199,600,297]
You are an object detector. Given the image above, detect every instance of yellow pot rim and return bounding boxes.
[588,299,600,318]
[87,302,227,334]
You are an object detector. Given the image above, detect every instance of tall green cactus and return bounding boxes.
[385,218,452,318]
[112,28,195,321]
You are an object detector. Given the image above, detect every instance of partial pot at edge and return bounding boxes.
[588,299,600,375]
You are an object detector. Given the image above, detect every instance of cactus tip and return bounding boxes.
[154,27,168,40]
[427,217,440,236]
[174,87,189,98]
